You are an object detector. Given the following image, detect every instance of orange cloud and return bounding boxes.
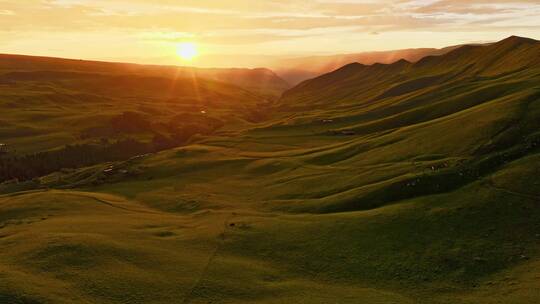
[1,0,539,67]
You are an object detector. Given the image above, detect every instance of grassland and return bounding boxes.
[0,54,286,154]
[0,36,539,303]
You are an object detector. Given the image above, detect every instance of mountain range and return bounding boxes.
[271,44,467,85]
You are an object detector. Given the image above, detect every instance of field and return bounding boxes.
[1,36,540,303]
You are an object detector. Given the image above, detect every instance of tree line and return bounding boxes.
[0,132,197,183]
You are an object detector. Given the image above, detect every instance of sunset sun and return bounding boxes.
[176,42,198,61]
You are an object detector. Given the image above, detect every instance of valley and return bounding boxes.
[1,36,540,303]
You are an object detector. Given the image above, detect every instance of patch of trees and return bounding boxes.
[0,138,151,182]
[0,111,227,183]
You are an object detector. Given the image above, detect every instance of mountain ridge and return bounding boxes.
[0,53,290,99]
[271,44,467,85]
[279,36,540,108]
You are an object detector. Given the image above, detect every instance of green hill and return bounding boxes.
[0,56,286,155]
[1,36,539,303]
[0,54,290,98]
[272,44,464,85]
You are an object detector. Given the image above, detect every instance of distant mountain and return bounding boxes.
[280,36,540,109]
[272,45,466,85]
[190,67,290,99]
[0,54,277,155]
[0,54,290,99]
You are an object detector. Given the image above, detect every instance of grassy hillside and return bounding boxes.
[1,36,540,303]
[0,54,290,98]
[272,44,464,85]
[0,56,283,155]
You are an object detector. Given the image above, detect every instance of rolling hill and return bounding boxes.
[1,36,540,303]
[0,54,290,99]
[0,55,288,155]
[271,44,465,85]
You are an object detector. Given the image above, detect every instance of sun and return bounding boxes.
[176,42,198,61]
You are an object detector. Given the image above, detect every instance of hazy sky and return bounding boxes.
[1,0,540,67]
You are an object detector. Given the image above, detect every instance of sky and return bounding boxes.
[1,0,540,67]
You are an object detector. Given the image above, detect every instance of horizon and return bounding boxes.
[1,35,536,72]
[2,1,540,68]
[0,37,488,65]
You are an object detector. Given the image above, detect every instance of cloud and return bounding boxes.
[0,0,539,63]
[0,9,15,15]
[3,0,540,32]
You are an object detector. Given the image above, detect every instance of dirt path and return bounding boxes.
[182,212,235,304]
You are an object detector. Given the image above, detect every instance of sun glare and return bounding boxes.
[177,42,198,61]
